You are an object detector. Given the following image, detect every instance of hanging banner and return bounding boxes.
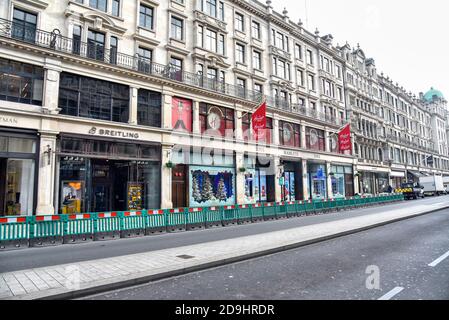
[252,102,266,141]
[172,97,193,132]
[338,124,352,153]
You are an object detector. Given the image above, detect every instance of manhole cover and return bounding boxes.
[177,255,195,260]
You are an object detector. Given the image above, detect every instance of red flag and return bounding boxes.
[252,102,266,141]
[338,124,352,153]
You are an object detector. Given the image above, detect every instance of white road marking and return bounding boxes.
[378,287,404,300]
[428,250,449,267]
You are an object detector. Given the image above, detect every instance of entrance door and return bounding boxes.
[172,165,187,208]
[92,183,111,212]
[345,174,354,197]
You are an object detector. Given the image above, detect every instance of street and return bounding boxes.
[82,205,449,300]
[1,196,447,273]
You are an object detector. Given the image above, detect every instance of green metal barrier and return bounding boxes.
[285,201,299,218]
[30,215,64,247]
[205,207,222,228]
[94,212,121,241]
[0,216,30,250]
[120,211,146,238]
[222,205,238,226]
[251,203,264,222]
[263,203,276,220]
[296,201,307,216]
[63,214,94,243]
[275,202,288,219]
[237,205,252,224]
[186,207,206,231]
[167,208,186,232]
[146,209,166,235]
[314,199,325,212]
[304,200,315,214]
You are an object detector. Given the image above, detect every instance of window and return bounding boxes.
[297,69,304,86]
[207,67,217,80]
[279,121,300,148]
[139,4,154,30]
[199,103,234,137]
[110,36,118,65]
[112,0,120,16]
[295,44,302,60]
[254,83,263,94]
[308,74,315,91]
[236,43,245,64]
[203,0,224,20]
[306,127,325,151]
[237,78,246,98]
[253,51,261,70]
[197,26,204,47]
[307,50,313,65]
[138,89,161,127]
[169,57,183,81]
[265,118,273,144]
[72,25,82,55]
[276,32,284,51]
[205,29,217,52]
[242,113,251,142]
[59,72,129,123]
[137,47,153,72]
[235,12,244,32]
[171,16,184,40]
[87,29,105,61]
[206,0,217,17]
[218,34,225,55]
[89,0,107,12]
[12,8,37,43]
[252,21,260,39]
[0,57,44,106]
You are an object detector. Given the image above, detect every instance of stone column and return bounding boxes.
[129,87,138,125]
[354,167,360,195]
[273,118,280,146]
[235,152,246,205]
[325,128,331,153]
[36,132,58,215]
[161,90,173,130]
[161,145,174,209]
[300,122,306,149]
[326,161,333,199]
[192,100,200,134]
[42,58,62,115]
[274,156,282,202]
[235,110,243,141]
[302,159,309,200]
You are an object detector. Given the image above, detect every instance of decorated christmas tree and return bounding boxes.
[201,174,214,201]
[216,178,228,201]
[192,174,202,203]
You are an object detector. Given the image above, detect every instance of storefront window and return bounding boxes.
[361,172,375,195]
[283,171,296,201]
[3,159,35,216]
[0,57,44,106]
[59,72,129,123]
[279,121,300,148]
[199,103,234,137]
[308,163,327,200]
[172,97,193,132]
[330,165,345,198]
[377,173,389,193]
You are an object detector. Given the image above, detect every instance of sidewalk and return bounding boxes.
[1,200,448,300]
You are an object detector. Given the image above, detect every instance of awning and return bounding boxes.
[390,171,405,178]
[408,171,425,178]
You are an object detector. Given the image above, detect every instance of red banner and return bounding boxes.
[338,124,352,153]
[252,102,266,141]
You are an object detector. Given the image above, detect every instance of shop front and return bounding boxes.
[0,128,38,216]
[308,163,327,200]
[330,165,354,198]
[390,171,406,189]
[56,135,161,214]
[282,161,303,202]
[243,155,276,204]
[172,147,236,208]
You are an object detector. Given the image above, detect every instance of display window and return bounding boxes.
[172,97,192,132]
[306,127,325,151]
[279,121,300,148]
[189,165,235,207]
[308,163,327,200]
[199,103,234,137]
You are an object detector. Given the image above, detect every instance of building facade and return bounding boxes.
[0,0,447,216]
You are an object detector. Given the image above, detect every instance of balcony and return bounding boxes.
[0,18,263,104]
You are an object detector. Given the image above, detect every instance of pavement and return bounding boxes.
[0,196,448,300]
[83,208,449,300]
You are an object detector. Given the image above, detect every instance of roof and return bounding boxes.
[423,87,444,102]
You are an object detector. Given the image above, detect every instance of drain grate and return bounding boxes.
[176,254,195,260]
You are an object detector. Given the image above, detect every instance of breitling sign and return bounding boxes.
[88,127,140,139]
[0,115,18,125]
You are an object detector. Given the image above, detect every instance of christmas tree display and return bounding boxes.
[201,174,215,201]
[216,177,228,201]
[192,174,202,203]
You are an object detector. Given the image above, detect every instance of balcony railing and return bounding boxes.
[0,18,263,104]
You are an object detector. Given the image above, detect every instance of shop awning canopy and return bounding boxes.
[408,171,425,178]
[390,171,405,178]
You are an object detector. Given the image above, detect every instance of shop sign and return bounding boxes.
[88,127,140,139]
[0,115,18,125]
[283,150,299,157]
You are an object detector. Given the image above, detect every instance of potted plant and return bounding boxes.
[239,167,247,173]
[328,172,335,176]
[354,172,361,177]
[165,161,174,169]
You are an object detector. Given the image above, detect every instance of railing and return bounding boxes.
[0,194,404,251]
[0,18,263,104]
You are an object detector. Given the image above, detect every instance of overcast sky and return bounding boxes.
[271,0,448,100]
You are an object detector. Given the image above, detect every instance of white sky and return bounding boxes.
[271,0,449,99]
